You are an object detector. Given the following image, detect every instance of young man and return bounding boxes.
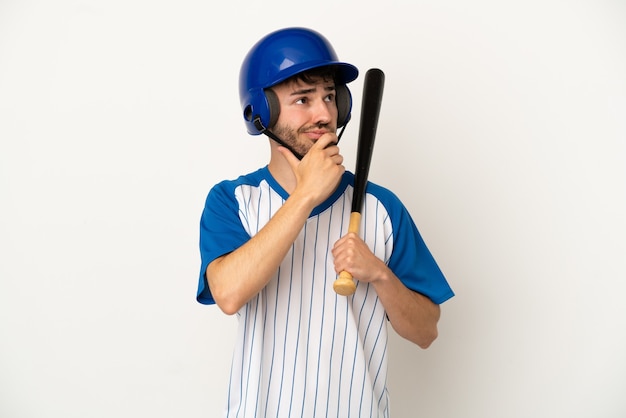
[197,27,454,417]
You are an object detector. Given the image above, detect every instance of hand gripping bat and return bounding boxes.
[333,68,385,296]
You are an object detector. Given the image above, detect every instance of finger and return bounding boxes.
[313,132,339,150]
[332,235,347,250]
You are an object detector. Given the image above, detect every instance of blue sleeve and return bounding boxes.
[376,186,455,304]
[196,182,251,305]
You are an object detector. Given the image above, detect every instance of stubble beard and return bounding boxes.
[271,122,335,157]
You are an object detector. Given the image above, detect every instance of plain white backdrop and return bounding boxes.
[1,0,625,417]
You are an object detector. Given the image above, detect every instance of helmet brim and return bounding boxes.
[266,61,359,88]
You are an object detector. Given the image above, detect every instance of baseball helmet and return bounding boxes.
[239,27,359,135]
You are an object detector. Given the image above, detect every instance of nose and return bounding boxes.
[311,97,333,126]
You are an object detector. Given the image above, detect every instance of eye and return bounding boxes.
[324,93,335,102]
[295,97,308,105]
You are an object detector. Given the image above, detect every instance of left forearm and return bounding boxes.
[372,268,441,348]
[332,233,441,347]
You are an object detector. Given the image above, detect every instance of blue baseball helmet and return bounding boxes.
[239,27,359,135]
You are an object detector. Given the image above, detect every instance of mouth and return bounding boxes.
[302,128,333,142]
[306,131,326,141]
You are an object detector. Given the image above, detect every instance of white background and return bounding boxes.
[1,1,625,417]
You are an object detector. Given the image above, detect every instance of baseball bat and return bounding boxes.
[333,68,385,296]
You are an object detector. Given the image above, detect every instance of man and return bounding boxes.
[197,27,454,417]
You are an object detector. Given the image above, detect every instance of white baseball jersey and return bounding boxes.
[198,167,454,417]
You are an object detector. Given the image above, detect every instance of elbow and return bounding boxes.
[207,282,242,316]
[206,260,245,315]
[414,299,441,349]
[210,286,244,316]
[415,326,438,349]
[393,296,441,349]
[215,298,240,316]
[391,321,439,349]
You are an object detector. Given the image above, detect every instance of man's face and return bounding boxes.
[269,76,338,157]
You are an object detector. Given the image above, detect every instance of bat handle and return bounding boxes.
[333,212,361,296]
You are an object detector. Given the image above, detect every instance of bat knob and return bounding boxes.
[333,274,357,296]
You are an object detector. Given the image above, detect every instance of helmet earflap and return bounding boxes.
[335,84,352,128]
[263,89,281,131]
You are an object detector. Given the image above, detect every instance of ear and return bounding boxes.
[336,84,352,128]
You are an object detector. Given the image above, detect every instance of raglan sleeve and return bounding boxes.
[386,194,455,305]
[196,182,251,305]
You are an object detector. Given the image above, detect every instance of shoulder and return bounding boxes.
[365,180,406,210]
[211,166,268,192]
[343,171,402,205]
[362,179,417,238]
[206,167,269,200]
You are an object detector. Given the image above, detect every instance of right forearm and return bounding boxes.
[207,191,316,314]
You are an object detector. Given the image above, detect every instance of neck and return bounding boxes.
[267,141,298,194]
